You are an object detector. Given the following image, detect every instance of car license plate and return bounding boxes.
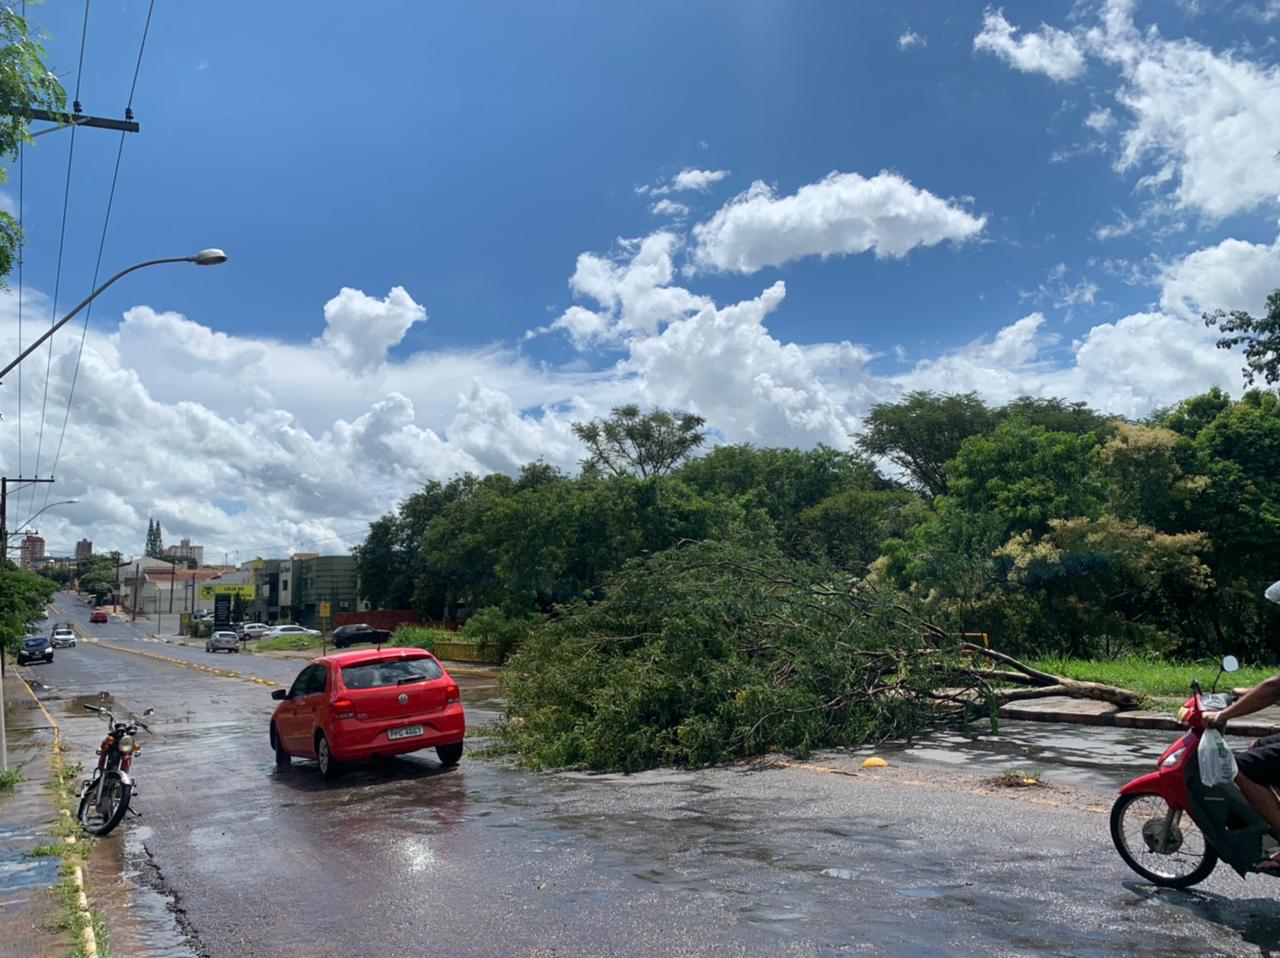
[387,724,423,741]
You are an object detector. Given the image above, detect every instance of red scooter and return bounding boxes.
[1110,654,1276,887]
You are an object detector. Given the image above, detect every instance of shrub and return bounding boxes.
[188,620,213,639]
[460,607,541,659]
[499,537,993,772]
[389,626,453,651]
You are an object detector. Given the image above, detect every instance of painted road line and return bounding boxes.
[82,638,280,688]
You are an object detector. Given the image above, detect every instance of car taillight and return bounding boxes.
[445,684,460,705]
[331,698,356,720]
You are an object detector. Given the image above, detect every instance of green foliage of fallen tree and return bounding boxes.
[498,538,995,772]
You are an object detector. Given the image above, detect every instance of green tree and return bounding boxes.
[1204,289,1280,386]
[0,9,65,285]
[145,518,164,557]
[572,404,706,478]
[0,560,54,659]
[858,392,997,498]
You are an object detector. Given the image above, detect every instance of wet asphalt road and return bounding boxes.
[18,593,1280,957]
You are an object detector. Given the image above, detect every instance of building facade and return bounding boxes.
[19,534,45,570]
[248,553,365,628]
[75,539,93,559]
[164,537,204,567]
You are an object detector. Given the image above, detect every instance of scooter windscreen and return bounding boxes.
[1267,580,1280,605]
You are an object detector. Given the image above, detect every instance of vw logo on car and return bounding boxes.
[398,693,409,705]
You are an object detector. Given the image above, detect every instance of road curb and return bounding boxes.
[17,676,99,958]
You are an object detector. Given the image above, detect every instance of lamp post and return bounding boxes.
[0,249,228,384]
[2,498,80,563]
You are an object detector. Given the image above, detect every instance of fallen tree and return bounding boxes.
[958,644,1146,709]
[497,537,1148,772]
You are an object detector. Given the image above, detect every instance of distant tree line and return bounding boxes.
[355,387,1280,662]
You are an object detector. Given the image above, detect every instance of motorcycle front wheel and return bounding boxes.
[77,771,132,836]
[1110,791,1218,887]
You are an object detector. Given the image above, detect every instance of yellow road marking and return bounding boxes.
[82,638,278,687]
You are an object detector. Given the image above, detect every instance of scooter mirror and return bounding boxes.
[1222,655,1240,673]
[1267,580,1280,605]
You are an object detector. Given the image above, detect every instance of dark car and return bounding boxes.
[17,635,54,665]
[331,624,392,649]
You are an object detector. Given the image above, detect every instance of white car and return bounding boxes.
[51,627,76,648]
[263,625,320,638]
[237,622,271,640]
[206,630,241,653]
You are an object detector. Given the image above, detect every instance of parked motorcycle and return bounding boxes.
[76,703,153,836]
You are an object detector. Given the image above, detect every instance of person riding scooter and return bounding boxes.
[1202,579,1280,870]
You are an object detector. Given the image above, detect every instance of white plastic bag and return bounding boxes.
[1198,728,1238,787]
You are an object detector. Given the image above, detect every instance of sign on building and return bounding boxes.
[198,583,257,601]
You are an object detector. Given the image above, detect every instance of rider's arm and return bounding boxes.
[1208,675,1280,726]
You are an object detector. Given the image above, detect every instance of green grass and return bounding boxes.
[1029,655,1275,699]
[24,843,62,858]
[0,768,24,791]
[253,634,326,653]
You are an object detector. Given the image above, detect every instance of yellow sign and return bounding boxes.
[198,583,257,601]
[319,601,331,618]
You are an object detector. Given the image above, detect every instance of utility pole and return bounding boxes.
[1,477,55,563]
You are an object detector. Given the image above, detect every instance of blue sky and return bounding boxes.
[4,1,1280,556]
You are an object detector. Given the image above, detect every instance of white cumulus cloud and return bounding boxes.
[315,286,425,374]
[973,8,1087,82]
[1160,233,1280,318]
[691,171,986,274]
[671,168,729,192]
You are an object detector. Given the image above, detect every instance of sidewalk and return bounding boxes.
[999,694,1280,737]
[0,670,72,958]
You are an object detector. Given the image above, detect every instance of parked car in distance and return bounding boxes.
[237,622,271,640]
[17,635,54,665]
[51,627,76,648]
[89,610,109,624]
[269,648,465,779]
[264,625,320,639]
[193,609,211,620]
[331,623,392,649]
[206,630,241,654]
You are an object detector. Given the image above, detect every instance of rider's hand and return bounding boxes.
[1203,711,1227,729]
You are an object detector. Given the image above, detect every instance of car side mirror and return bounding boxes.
[1223,655,1240,673]
[271,689,287,700]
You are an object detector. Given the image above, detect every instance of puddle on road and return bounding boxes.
[82,826,198,958]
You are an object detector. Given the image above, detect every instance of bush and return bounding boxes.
[188,620,213,639]
[498,537,993,772]
[389,626,454,651]
[460,607,541,659]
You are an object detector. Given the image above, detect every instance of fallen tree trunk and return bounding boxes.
[960,642,1145,709]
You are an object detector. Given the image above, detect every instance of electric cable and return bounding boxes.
[41,0,156,517]
[25,0,92,523]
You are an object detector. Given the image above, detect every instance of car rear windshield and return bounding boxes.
[342,657,443,690]
[213,632,237,640]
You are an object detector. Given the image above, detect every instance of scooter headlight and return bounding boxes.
[1161,747,1186,768]
[117,735,136,754]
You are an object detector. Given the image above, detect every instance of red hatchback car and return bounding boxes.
[89,610,109,624]
[269,648,465,778]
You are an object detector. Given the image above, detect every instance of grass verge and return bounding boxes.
[253,634,325,653]
[1029,655,1275,698]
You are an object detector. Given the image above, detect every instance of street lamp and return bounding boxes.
[1,498,79,563]
[7,499,79,538]
[0,249,228,383]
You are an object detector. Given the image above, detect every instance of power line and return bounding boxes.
[25,0,92,524]
[41,0,157,517]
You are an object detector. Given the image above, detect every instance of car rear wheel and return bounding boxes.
[436,742,464,766]
[270,724,291,767]
[316,732,341,780]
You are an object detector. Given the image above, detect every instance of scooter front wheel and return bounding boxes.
[1110,792,1218,888]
